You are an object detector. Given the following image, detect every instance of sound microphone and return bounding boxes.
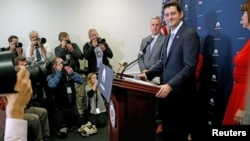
[119,37,154,79]
[139,37,154,55]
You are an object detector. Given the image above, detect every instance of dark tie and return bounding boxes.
[36,48,42,61]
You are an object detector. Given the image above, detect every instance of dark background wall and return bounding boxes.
[181,0,249,125]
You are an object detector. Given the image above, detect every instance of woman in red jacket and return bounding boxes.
[223,0,250,125]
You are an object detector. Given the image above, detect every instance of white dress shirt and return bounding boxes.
[4,118,27,141]
[24,43,52,62]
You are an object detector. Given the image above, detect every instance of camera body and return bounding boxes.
[37,37,46,44]
[15,42,23,48]
[96,37,106,44]
[62,61,70,66]
[0,51,51,94]
[66,40,71,44]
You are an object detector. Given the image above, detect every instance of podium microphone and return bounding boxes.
[119,37,154,79]
[115,60,128,78]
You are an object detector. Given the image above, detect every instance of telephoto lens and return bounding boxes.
[37,37,46,44]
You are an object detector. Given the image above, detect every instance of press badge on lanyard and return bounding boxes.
[96,108,100,114]
[67,86,72,94]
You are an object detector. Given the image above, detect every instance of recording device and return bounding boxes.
[15,42,23,48]
[37,37,46,44]
[66,40,71,44]
[96,37,106,44]
[119,37,154,79]
[139,37,154,55]
[0,51,51,94]
[62,60,70,66]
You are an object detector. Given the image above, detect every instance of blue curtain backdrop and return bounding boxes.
[179,0,249,125]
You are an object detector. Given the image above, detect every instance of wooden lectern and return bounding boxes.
[108,74,159,141]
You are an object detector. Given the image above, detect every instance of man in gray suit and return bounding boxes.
[138,1,200,141]
[138,16,167,76]
[137,16,167,134]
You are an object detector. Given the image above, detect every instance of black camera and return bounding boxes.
[96,37,106,44]
[0,51,51,94]
[37,37,46,44]
[62,61,70,66]
[66,40,71,44]
[15,42,23,48]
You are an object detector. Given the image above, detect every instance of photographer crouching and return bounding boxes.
[46,57,83,139]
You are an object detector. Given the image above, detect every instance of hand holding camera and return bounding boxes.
[32,37,46,47]
[66,44,73,52]
[91,37,106,47]
[10,42,23,55]
[99,43,106,51]
[91,39,99,47]
[61,39,69,48]
[64,66,73,75]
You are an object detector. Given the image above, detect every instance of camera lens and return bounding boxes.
[15,42,23,48]
[96,37,106,44]
[38,37,46,44]
[66,40,71,44]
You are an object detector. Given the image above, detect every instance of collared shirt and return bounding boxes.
[4,118,27,141]
[47,71,83,88]
[150,33,160,52]
[171,21,183,35]
[25,43,52,63]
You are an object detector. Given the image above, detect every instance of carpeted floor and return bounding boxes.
[49,125,163,141]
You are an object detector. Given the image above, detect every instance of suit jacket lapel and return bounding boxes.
[167,24,185,58]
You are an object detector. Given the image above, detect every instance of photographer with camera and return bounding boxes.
[54,32,84,73]
[0,35,25,57]
[54,32,85,119]
[46,57,83,139]
[83,28,113,75]
[24,30,52,63]
[14,56,50,141]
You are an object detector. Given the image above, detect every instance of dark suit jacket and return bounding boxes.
[54,43,84,72]
[146,23,199,90]
[146,23,200,115]
[138,33,167,72]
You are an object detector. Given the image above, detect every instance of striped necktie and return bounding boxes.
[36,47,42,61]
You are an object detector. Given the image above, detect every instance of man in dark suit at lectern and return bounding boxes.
[138,1,200,141]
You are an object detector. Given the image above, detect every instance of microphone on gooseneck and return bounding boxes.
[139,37,154,56]
[119,37,154,79]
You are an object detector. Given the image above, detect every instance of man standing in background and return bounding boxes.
[0,35,25,57]
[137,16,167,134]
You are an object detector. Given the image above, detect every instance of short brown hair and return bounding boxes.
[8,35,18,43]
[241,0,250,21]
[58,32,69,42]
[163,0,182,13]
[13,56,26,65]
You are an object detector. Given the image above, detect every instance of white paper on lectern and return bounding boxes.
[123,77,157,86]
